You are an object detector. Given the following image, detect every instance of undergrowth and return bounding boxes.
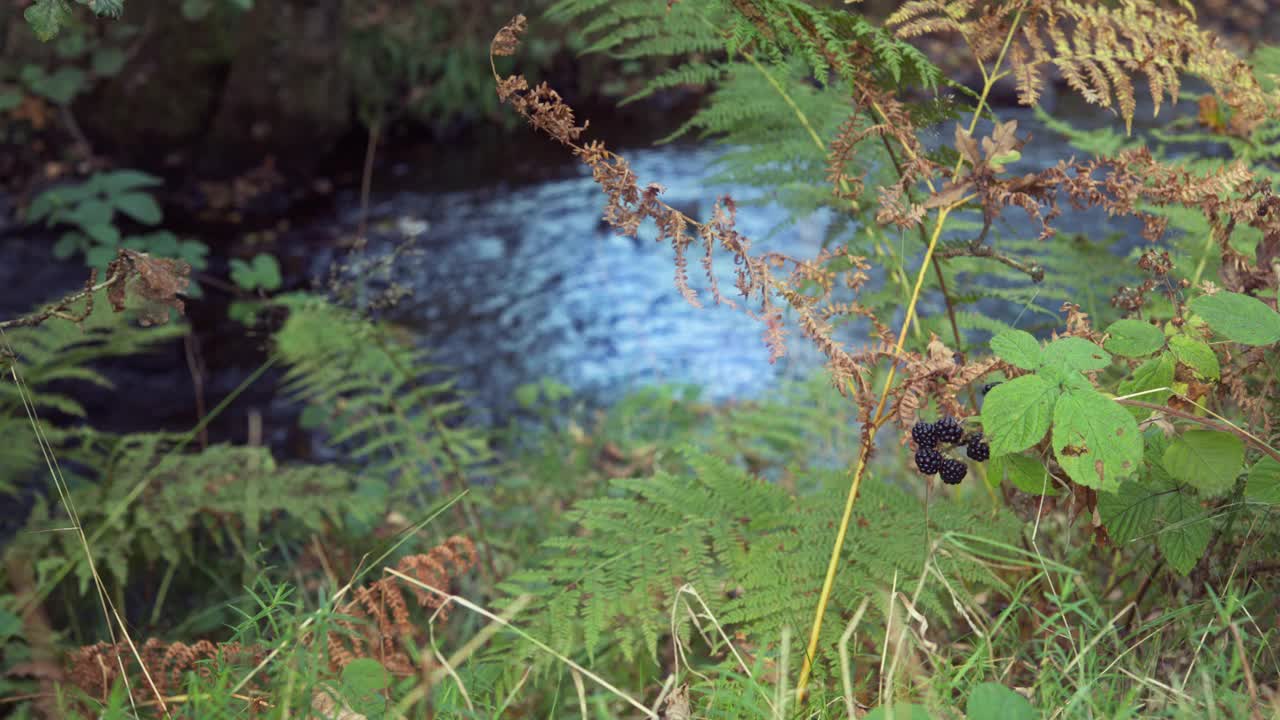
[3,0,1280,718]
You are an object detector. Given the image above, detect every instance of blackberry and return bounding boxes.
[935,416,964,445]
[965,432,990,462]
[939,458,968,485]
[915,447,943,475]
[982,382,1002,395]
[911,421,938,448]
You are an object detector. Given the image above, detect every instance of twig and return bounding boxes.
[59,103,94,159]
[0,268,124,331]
[934,242,1045,282]
[356,113,381,247]
[1117,399,1280,465]
[183,334,208,450]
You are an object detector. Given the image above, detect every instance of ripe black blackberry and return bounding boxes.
[915,447,943,475]
[965,432,990,462]
[911,421,938,448]
[935,416,964,445]
[939,459,968,485]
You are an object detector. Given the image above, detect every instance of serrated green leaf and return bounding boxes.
[24,0,72,42]
[989,329,1041,370]
[1097,480,1162,544]
[63,199,113,229]
[113,192,162,225]
[1104,319,1166,357]
[83,222,120,246]
[91,170,163,194]
[1162,430,1243,496]
[1168,334,1220,381]
[1159,489,1211,576]
[1042,336,1111,372]
[983,374,1059,456]
[1245,457,1280,504]
[967,682,1036,720]
[992,453,1060,495]
[1118,352,1175,409]
[1189,292,1280,346]
[1052,389,1142,491]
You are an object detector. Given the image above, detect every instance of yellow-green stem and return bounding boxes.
[794,5,1026,702]
[794,206,952,699]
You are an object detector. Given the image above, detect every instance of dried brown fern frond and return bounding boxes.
[61,536,477,714]
[490,15,888,393]
[890,0,1280,134]
[327,535,477,675]
[67,639,268,707]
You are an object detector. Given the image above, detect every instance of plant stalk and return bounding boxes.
[795,5,1026,701]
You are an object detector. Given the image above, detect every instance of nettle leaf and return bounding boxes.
[966,682,1036,720]
[1189,292,1280,346]
[1159,488,1211,576]
[1097,479,1162,544]
[1103,319,1166,357]
[1245,457,1280,505]
[1168,334,1220,381]
[990,329,1041,370]
[1162,430,1243,496]
[983,374,1058,456]
[1052,389,1141,491]
[1042,337,1111,373]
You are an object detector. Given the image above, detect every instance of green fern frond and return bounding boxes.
[503,443,1022,683]
[272,294,492,496]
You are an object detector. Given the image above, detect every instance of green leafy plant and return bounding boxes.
[23,0,124,42]
[26,170,209,294]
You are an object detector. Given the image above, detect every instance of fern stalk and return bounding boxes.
[795,4,1028,702]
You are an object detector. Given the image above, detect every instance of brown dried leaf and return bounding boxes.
[492,14,527,57]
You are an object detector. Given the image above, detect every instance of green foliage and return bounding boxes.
[228,253,283,292]
[24,0,124,41]
[966,682,1037,720]
[28,171,209,295]
[1189,291,1280,346]
[17,439,383,595]
[273,294,493,497]
[1103,319,1166,357]
[502,443,1021,680]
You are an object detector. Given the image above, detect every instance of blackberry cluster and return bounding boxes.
[910,415,990,485]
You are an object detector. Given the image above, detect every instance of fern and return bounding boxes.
[0,289,184,419]
[550,0,946,236]
[15,437,383,596]
[0,289,184,493]
[272,294,493,498]
[501,445,1022,682]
